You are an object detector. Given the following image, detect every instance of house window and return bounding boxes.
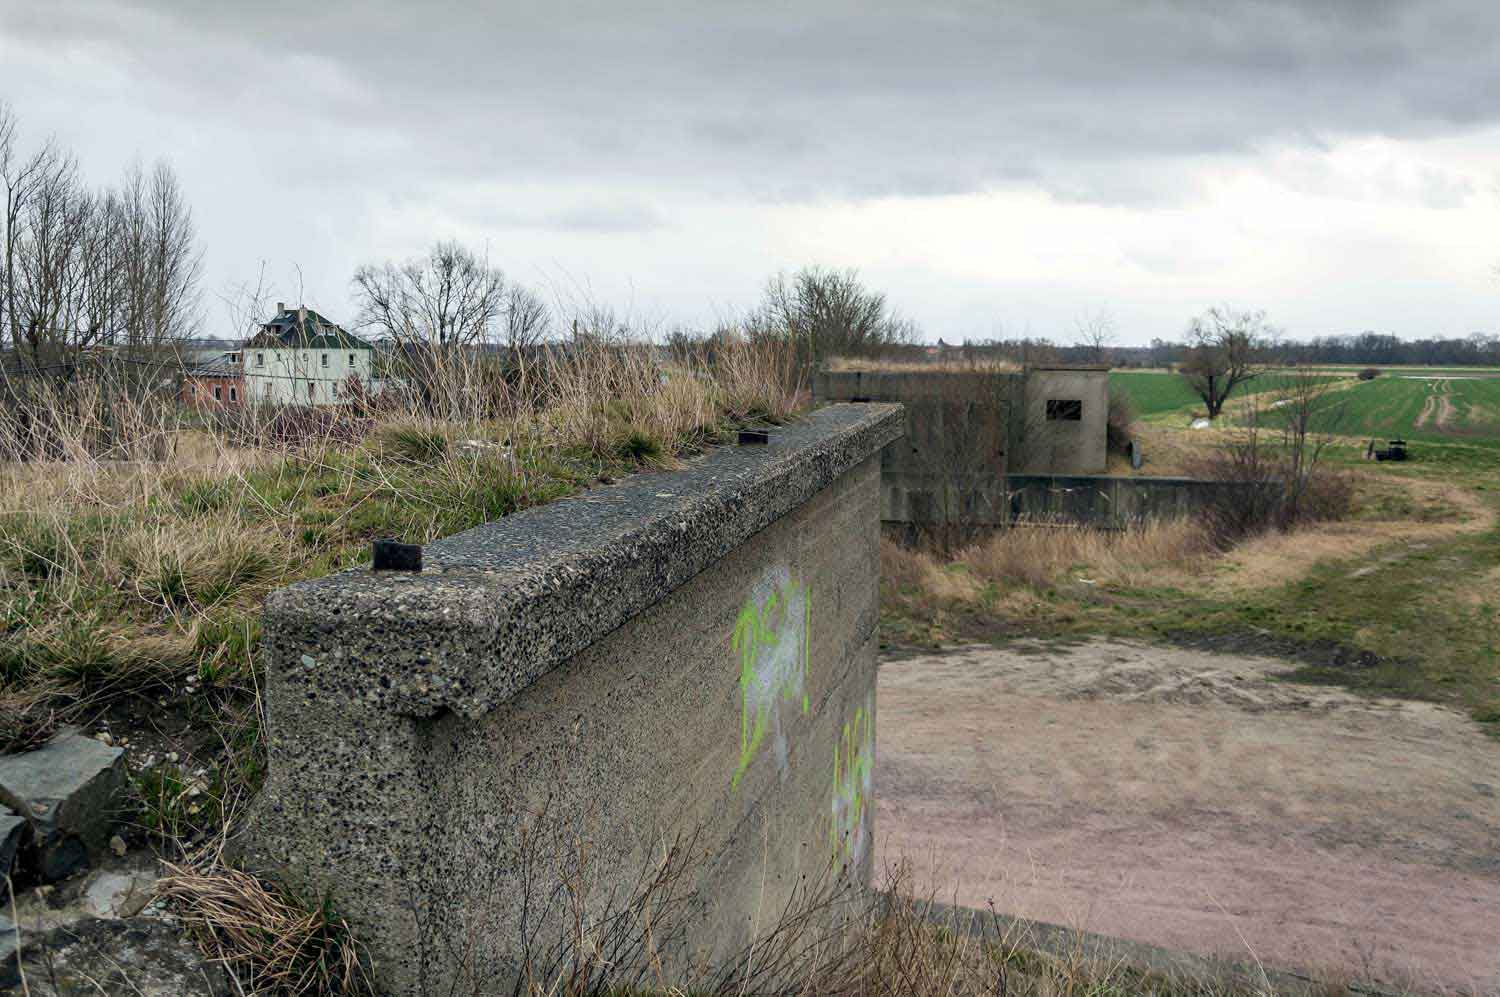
[213,385,222,401]
[255,353,264,367]
[348,353,356,365]
[307,381,315,399]
[320,353,329,368]
[1046,399,1083,421]
[229,386,237,402]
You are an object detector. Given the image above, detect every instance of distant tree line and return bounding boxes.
[925,329,1500,369]
[1273,331,1500,367]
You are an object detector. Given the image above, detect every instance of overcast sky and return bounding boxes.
[3,0,1499,345]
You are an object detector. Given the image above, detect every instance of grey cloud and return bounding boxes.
[470,198,669,234]
[11,0,1500,207]
[7,0,1500,344]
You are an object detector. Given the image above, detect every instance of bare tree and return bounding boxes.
[2,115,83,368]
[1179,305,1276,419]
[501,282,550,352]
[1072,309,1116,364]
[352,241,506,350]
[1,103,200,371]
[750,266,915,363]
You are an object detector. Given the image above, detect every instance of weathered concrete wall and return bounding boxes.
[241,404,903,995]
[814,366,1112,525]
[1005,474,1274,528]
[815,369,1022,525]
[1017,366,1110,476]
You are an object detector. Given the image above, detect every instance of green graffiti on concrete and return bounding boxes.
[732,566,811,789]
[830,695,874,868]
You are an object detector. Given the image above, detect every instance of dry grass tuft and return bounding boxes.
[880,519,1215,637]
[0,690,59,754]
[157,861,374,996]
[947,518,1213,592]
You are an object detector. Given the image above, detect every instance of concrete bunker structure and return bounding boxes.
[816,366,1258,530]
[815,365,1111,526]
[242,404,903,995]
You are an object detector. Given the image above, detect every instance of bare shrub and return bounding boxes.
[220,404,374,450]
[1293,464,1356,525]
[1189,367,1352,543]
[1185,441,1290,546]
[1106,386,1136,455]
[0,359,185,463]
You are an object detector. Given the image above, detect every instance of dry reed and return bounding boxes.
[883,518,1214,620]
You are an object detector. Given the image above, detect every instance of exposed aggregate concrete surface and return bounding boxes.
[245,403,901,995]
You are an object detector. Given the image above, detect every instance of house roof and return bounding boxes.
[245,307,373,351]
[186,352,245,378]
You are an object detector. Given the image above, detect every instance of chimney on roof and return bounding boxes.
[276,301,285,313]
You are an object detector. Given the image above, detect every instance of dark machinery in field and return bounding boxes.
[1365,438,1408,462]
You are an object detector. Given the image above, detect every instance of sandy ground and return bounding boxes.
[875,639,1500,994]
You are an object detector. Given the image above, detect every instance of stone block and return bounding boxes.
[0,809,28,877]
[0,733,125,881]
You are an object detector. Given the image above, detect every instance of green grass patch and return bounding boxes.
[1110,369,1345,420]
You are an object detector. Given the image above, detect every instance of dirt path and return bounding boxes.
[1416,390,1439,429]
[875,639,1500,993]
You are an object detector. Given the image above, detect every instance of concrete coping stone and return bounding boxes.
[264,403,904,721]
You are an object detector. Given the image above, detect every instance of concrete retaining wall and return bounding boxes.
[815,369,1022,526]
[1005,474,1273,528]
[241,404,904,995]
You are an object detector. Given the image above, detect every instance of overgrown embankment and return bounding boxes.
[882,442,1500,733]
[0,339,802,842]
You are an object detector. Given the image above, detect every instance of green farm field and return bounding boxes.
[1109,369,1338,417]
[1324,374,1500,443]
[1113,369,1500,447]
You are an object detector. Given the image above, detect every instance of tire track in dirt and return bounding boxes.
[1415,387,1438,429]
[1435,388,1458,430]
[1415,378,1459,432]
